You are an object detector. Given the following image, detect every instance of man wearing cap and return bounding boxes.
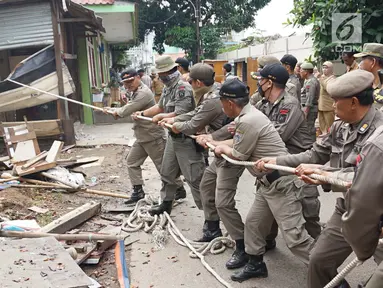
[295,62,305,88]
[203,78,313,282]
[255,63,321,245]
[150,68,164,103]
[318,61,336,135]
[257,69,383,288]
[138,69,152,89]
[342,51,359,72]
[105,69,185,204]
[301,62,320,141]
[175,57,190,83]
[281,54,302,103]
[133,55,198,215]
[356,43,383,111]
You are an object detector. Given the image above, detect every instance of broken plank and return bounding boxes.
[41,171,79,189]
[0,119,62,138]
[15,161,56,176]
[12,140,37,162]
[39,202,101,234]
[21,150,48,170]
[46,141,64,163]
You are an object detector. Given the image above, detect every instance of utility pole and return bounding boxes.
[196,0,201,63]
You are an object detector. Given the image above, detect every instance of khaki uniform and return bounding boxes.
[287,74,302,103]
[250,82,297,107]
[340,126,383,288]
[276,107,383,288]
[226,104,313,262]
[347,61,359,72]
[181,72,190,83]
[151,77,164,103]
[257,91,321,239]
[318,75,336,134]
[301,75,320,141]
[158,75,204,208]
[115,83,173,187]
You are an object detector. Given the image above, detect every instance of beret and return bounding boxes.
[327,70,374,98]
[301,62,314,70]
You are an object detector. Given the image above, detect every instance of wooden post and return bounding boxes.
[51,0,68,120]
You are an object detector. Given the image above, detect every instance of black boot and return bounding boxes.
[175,186,186,200]
[226,239,248,269]
[196,220,222,242]
[265,239,276,252]
[149,200,173,216]
[124,185,145,205]
[231,255,268,283]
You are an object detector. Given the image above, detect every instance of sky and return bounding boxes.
[247,0,311,38]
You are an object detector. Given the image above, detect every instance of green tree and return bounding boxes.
[287,0,383,61]
[137,0,271,62]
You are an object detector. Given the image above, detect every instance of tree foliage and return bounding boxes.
[287,0,383,61]
[137,0,271,62]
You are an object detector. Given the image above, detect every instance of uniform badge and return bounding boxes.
[359,123,369,133]
[178,86,186,98]
[233,130,243,144]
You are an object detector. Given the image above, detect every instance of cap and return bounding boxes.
[354,43,383,59]
[219,78,249,99]
[254,63,289,85]
[155,56,178,73]
[150,67,157,75]
[301,62,314,70]
[327,70,374,98]
[280,54,298,68]
[322,61,333,68]
[175,57,190,68]
[120,68,138,82]
[257,55,280,69]
[189,63,215,82]
[250,55,281,80]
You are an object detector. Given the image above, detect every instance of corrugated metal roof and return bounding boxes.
[0,2,54,51]
[72,0,114,5]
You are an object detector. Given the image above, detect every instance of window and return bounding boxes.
[86,37,97,87]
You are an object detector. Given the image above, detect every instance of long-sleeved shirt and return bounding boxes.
[116,82,165,143]
[301,75,320,108]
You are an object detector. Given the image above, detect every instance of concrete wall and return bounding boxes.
[218,35,314,63]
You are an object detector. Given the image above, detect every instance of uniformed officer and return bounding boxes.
[355,43,383,110]
[342,51,359,72]
[150,67,164,103]
[132,56,198,215]
[257,69,383,288]
[318,61,336,135]
[280,54,302,103]
[300,62,320,141]
[175,57,191,83]
[205,78,313,282]
[255,63,321,245]
[105,69,185,204]
[295,62,305,88]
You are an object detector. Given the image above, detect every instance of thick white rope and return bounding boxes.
[121,196,234,287]
[324,239,383,288]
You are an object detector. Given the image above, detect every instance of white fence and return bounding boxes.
[217,35,347,75]
[217,35,313,63]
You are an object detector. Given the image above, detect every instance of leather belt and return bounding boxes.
[169,132,186,139]
[258,170,281,187]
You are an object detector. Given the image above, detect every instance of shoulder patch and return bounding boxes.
[233,131,243,144]
[178,86,185,90]
[178,89,185,98]
[279,109,290,115]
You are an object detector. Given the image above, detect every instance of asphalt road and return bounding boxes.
[127,159,376,288]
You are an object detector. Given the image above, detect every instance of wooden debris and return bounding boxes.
[0,230,124,241]
[0,237,92,288]
[0,119,63,138]
[28,206,49,214]
[21,151,48,170]
[15,161,56,176]
[46,141,64,163]
[12,140,37,162]
[61,144,75,153]
[39,202,101,234]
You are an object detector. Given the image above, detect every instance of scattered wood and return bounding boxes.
[0,230,124,241]
[15,161,56,176]
[0,176,19,183]
[39,202,101,234]
[11,184,58,189]
[12,140,37,162]
[57,157,100,169]
[61,144,76,152]
[21,151,48,170]
[0,237,93,288]
[46,141,64,163]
